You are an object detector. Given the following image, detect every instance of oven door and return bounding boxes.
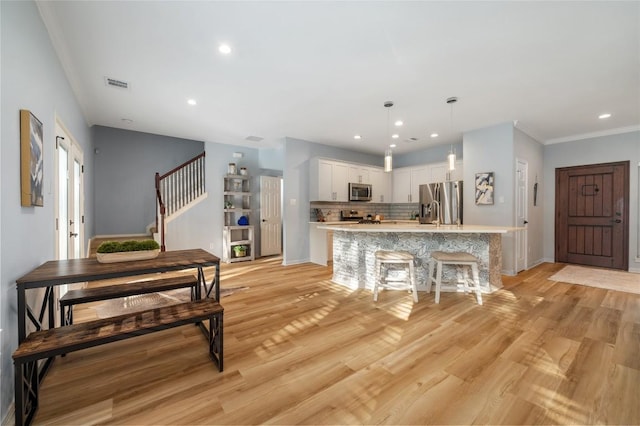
[349,183,372,201]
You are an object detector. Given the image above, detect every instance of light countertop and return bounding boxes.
[309,219,419,226]
[317,223,518,233]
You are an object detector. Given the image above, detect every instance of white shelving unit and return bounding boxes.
[223,173,255,263]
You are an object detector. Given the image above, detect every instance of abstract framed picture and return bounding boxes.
[20,109,44,206]
[475,172,494,205]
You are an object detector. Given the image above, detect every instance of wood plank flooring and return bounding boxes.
[29,259,640,425]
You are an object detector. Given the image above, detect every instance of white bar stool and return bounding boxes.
[427,251,483,305]
[373,250,418,302]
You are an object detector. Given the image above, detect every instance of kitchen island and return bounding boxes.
[318,223,514,293]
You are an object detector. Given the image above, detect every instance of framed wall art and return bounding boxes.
[475,171,494,205]
[20,109,44,207]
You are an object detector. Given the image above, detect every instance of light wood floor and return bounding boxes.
[30,258,640,425]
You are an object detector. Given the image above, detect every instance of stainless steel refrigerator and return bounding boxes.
[419,181,463,225]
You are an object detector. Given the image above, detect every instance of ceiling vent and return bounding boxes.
[245,135,264,142]
[104,77,130,90]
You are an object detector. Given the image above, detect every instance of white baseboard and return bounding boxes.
[282,257,310,266]
[527,258,546,269]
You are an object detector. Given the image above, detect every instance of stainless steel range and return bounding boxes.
[340,209,364,221]
[340,210,380,224]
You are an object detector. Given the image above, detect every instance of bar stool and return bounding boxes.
[374,250,418,302]
[427,251,483,305]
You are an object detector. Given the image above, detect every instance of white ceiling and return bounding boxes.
[37,1,640,155]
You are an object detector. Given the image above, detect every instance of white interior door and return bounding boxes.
[260,176,282,256]
[55,121,84,264]
[515,159,528,273]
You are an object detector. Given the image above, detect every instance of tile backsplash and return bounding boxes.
[310,202,419,221]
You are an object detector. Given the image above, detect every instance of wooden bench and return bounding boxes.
[13,298,223,426]
[60,274,199,326]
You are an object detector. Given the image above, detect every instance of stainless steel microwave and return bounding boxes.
[349,183,372,201]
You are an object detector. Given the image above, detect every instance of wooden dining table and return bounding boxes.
[15,248,221,345]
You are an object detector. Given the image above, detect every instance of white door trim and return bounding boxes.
[515,158,528,273]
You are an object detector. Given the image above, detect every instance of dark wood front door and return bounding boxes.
[555,161,629,270]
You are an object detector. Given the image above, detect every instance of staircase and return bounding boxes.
[154,152,207,250]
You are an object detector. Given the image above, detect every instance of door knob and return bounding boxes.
[262,219,267,222]
[523,220,528,225]
[611,219,622,223]
[70,232,78,237]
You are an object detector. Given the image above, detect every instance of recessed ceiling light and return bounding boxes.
[187,99,197,106]
[394,120,403,127]
[598,113,612,119]
[354,135,362,140]
[219,44,232,55]
[390,144,397,148]
[430,133,439,138]
[392,134,399,139]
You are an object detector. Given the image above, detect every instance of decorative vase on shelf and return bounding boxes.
[233,246,247,258]
[228,163,237,175]
[240,167,248,175]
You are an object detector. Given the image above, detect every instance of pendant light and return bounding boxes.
[446,96,458,171]
[384,101,394,173]
[384,147,393,172]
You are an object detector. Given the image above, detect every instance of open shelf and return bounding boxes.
[223,173,254,263]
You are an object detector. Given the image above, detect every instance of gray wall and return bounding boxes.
[93,126,204,235]
[0,1,94,419]
[543,131,640,272]
[395,142,463,168]
[463,122,518,274]
[166,142,261,257]
[259,144,285,171]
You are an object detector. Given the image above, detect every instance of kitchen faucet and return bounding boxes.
[431,200,441,226]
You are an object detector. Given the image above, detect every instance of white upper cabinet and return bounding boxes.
[348,166,370,184]
[392,165,430,203]
[332,162,349,201]
[369,168,391,203]
[449,159,464,181]
[410,165,429,202]
[310,158,349,202]
[392,167,412,203]
[311,157,461,203]
[426,160,464,183]
[428,163,448,183]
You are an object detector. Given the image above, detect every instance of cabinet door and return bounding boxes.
[392,168,411,203]
[332,162,349,201]
[428,163,448,183]
[369,169,390,203]
[349,166,370,184]
[449,160,464,181]
[410,166,429,203]
[317,160,334,201]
